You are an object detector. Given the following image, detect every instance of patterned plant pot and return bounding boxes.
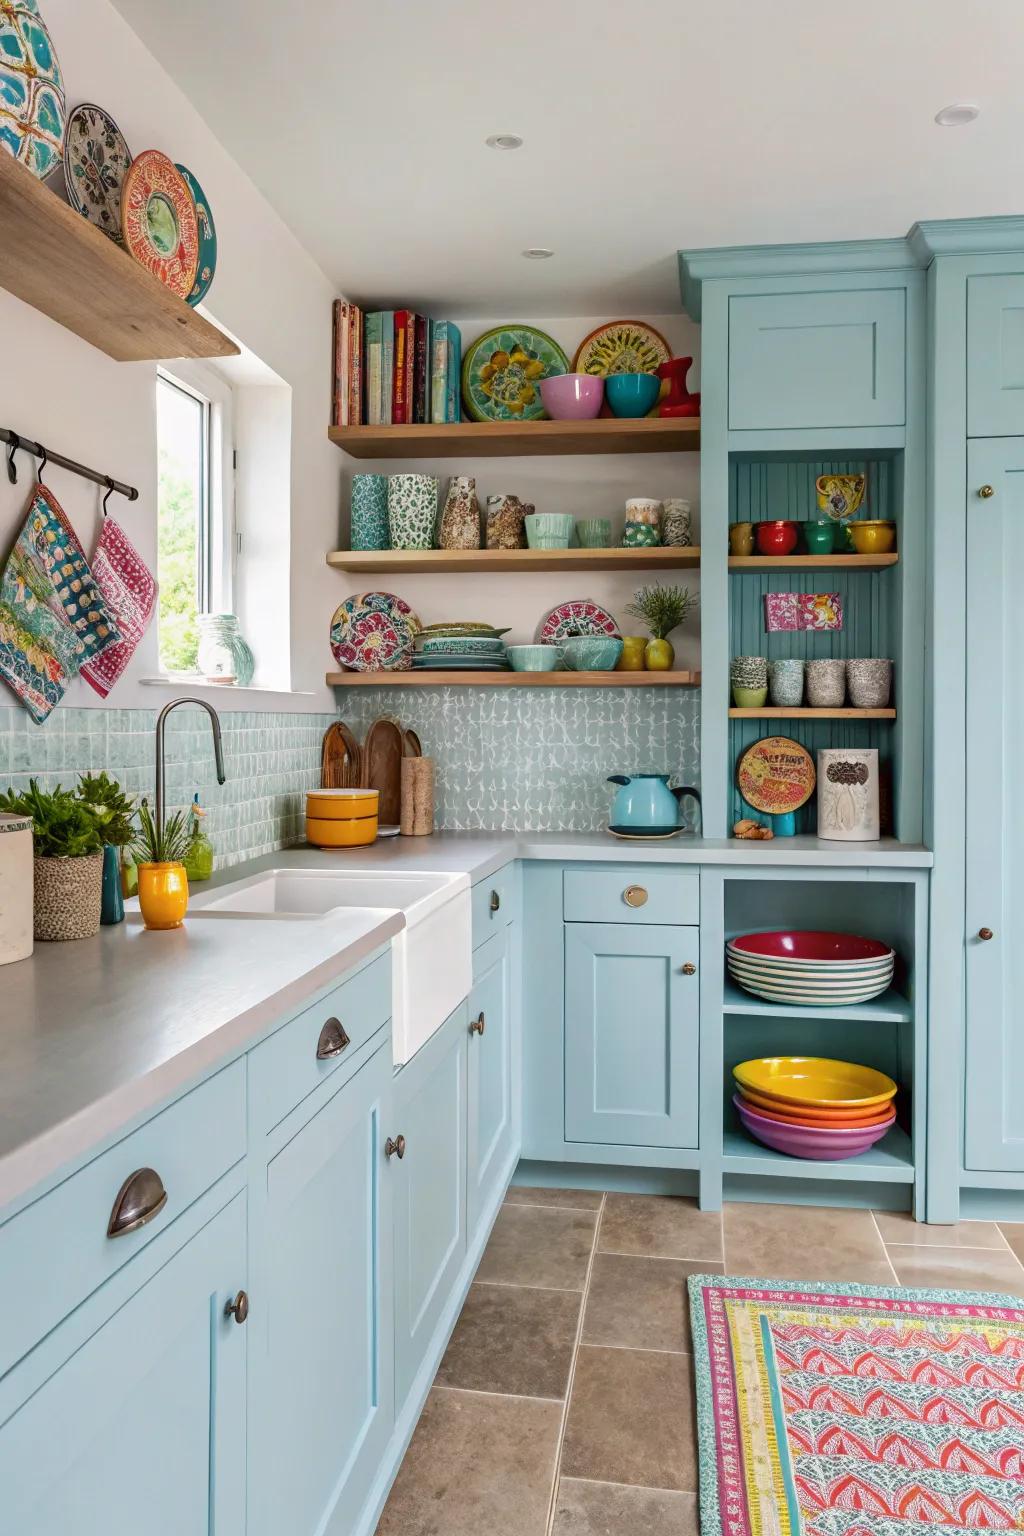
[806,658,847,708]
[350,474,390,551]
[662,498,693,547]
[33,851,102,942]
[846,657,893,709]
[388,474,438,550]
[438,476,481,550]
[768,659,805,708]
[623,522,661,548]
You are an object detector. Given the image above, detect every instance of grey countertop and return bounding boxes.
[0,830,931,1213]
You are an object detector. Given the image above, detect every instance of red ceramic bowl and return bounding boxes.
[755,520,799,556]
[729,931,893,965]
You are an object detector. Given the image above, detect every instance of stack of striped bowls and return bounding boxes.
[727,930,895,1007]
[733,1055,898,1160]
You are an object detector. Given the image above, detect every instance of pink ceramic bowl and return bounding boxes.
[540,373,605,421]
[734,1095,894,1160]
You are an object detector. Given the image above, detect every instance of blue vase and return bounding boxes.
[101,843,125,926]
[350,474,390,550]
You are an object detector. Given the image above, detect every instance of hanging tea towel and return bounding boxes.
[81,515,157,698]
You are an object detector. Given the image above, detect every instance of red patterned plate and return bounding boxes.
[121,150,199,299]
[330,591,420,672]
[537,598,619,645]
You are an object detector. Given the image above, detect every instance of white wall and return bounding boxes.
[0,0,340,715]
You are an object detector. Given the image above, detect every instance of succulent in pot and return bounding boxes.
[625,583,698,671]
[133,800,192,931]
[0,779,104,942]
[76,771,138,926]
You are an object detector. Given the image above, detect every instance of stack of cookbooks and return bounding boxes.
[331,303,462,428]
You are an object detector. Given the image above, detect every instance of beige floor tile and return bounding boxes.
[475,1203,596,1290]
[376,1387,561,1536]
[598,1194,723,1261]
[505,1185,604,1211]
[551,1477,699,1536]
[561,1346,697,1492]
[874,1210,1009,1249]
[888,1245,1024,1297]
[999,1225,1024,1264]
[723,1201,893,1283]
[436,1282,581,1399]
[582,1252,722,1353]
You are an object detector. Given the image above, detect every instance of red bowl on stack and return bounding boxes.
[755,520,799,556]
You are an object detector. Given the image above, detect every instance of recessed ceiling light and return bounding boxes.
[522,247,554,260]
[486,133,523,150]
[935,102,980,126]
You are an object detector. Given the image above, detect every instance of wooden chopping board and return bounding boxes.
[362,717,404,825]
[321,721,361,788]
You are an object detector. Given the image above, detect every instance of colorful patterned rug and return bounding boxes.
[689,1274,1024,1536]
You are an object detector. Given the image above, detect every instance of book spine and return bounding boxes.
[339,300,350,426]
[380,312,395,427]
[331,300,344,427]
[446,323,462,423]
[431,322,449,425]
[364,312,383,426]
[392,310,413,424]
[349,305,362,426]
[413,315,429,424]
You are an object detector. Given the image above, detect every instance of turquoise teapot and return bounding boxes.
[607,774,702,836]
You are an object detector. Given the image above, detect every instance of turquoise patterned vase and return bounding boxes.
[100,843,125,926]
[350,474,389,551]
[388,474,438,550]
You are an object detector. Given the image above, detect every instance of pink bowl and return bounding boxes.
[540,373,605,420]
[734,1095,895,1161]
[729,930,893,965]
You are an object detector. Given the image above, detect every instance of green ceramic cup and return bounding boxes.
[576,518,612,548]
[803,520,835,555]
[732,685,769,708]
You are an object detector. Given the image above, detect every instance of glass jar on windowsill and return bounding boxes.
[197,613,255,688]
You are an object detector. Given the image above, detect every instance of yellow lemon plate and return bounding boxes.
[733,1056,898,1109]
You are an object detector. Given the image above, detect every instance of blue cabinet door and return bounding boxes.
[728,287,906,430]
[564,923,699,1148]
[964,439,1024,1172]
[0,1194,246,1536]
[392,1005,468,1407]
[967,274,1024,438]
[251,1042,393,1536]
[467,928,514,1239]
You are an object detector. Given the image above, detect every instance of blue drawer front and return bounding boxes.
[563,865,699,926]
[472,865,514,948]
[967,273,1024,437]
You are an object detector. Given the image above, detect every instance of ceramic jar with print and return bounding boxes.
[846,658,893,709]
[485,493,532,550]
[623,498,662,548]
[817,748,880,842]
[768,659,805,709]
[438,476,481,550]
[662,498,692,547]
[388,473,438,550]
[350,473,389,551]
[805,658,847,708]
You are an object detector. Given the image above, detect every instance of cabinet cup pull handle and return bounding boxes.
[489,890,501,914]
[623,885,649,909]
[386,1135,407,1160]
[978,927,995,941]
[225,1290,249,1325]
[107,1167,168,1239]
[316,1017,351,1059]
[979,484,996,499]
[470,1012,486,1037]
[681,962,697,976]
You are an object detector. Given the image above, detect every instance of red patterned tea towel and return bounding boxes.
[81,516,158,698]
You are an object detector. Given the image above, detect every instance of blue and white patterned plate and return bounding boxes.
[176,162,217,306]
[0,0,65,179]
[64,103,131,244]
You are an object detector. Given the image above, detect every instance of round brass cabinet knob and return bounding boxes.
[623,885,649,909]
[225,1290,249,1325]
[979,484,996,499]
[978,927,995,941]
[385,1135,407,1160]
[681,963,697,976]
[470,1013,486,1037]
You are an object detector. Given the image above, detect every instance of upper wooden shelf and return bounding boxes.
[0,153,239,362]
[729,553,898,571]
[328,416,701,459]
[327,546,701,575]
[326,669,701,689]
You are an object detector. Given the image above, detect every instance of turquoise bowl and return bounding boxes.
[605,373,661,419]
[561,636,624,672]
[507,644,562,672]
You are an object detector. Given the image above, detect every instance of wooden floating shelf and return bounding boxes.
[327,670,701,689]
[729,707,896,720]
[0,152,239,362]
[729,553,898,571]
[328,416,700,459]
[326,546,701,575]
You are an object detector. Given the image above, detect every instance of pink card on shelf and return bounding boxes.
[764,592,843,632]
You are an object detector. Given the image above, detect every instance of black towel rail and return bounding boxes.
[2,428,138,503]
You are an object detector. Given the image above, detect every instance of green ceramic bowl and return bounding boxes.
[576,518,612,548]
[525,513,574,550]
[561,636,624,672]
[507,645,562,672]
[732,685,769,708]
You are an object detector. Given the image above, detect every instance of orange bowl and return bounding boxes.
[736,1083,896,1121]
[306,789,380,820]
[305,814,377,848]
[736,1090,895,1129]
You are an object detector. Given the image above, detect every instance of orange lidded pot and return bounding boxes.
[306,789,380,820]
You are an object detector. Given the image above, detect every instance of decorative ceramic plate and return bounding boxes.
[537,599,619,645]
[412,658,510,671]
[415,636,506,656]
[418,622,509,637]
[175,162,216,305]
[573,320,671,377]
[121,150,199,298]
[0,0,65,178]
[736,735,815,816]
[733,1055,897,1109]
[63,103,131,244]
[331,590,422,672]
[462,326,569,422]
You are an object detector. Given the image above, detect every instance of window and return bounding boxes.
[156,364,235,673]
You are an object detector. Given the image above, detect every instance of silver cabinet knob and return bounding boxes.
[385,1135,407,1160]
[107,1168,168,1238]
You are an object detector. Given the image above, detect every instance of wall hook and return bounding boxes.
[36,443,48,484]
[6,431,19,485]
[102,476,115,517]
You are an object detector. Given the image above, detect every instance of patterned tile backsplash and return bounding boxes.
[0,687,701,858]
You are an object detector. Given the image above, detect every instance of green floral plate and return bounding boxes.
[462,325,569,422]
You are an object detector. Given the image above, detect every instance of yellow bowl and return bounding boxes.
[733,1055,898,1109]
[305,814,378,848]
[849,520,896,555]
[306,789,380,820]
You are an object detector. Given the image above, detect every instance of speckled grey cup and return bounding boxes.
[847,658,893,709]
[730,655,768,688]
[769,659,805,708]
[805,658,847,708]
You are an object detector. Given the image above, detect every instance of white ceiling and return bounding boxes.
[111,0,1023,314]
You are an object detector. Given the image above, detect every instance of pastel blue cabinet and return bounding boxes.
[964,438,1024,1172]
[0,1192,246,1535]
[392,1004,468,1406]
[728,287,906,430]
[967,274,1024,438]
[467,928,513,1238]
[564,923,699,1148]
[250,1042,393,1536]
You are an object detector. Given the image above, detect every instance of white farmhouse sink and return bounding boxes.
[189,868,472,1063]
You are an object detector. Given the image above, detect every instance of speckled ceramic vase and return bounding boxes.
[846,657,893,709]
[33,852,102,942]
[438,476,481,550]
[387,473,438,550]
[662,498,693,547]
[806,658,847,708]
[768,659,805,708]
[350,474,389,551]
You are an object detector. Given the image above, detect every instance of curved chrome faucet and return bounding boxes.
[155,698,226,838]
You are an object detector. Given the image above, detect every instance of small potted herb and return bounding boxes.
[0,780,104,941]
[77,772,138,926]
[133,800,193,930]
[625,583,698,671]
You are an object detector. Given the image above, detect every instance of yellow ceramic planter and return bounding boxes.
[616,636,648,672]
[848,520,897,555]
[138,862,189,930]
[306,815,378,848]
[645,638,675,671]
[306,789,380,820]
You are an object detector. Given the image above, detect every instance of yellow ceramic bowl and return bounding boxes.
[306,789,380,820]
[305,814,378,848]
[733,1055,898,1109]
[849,520,896,555]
